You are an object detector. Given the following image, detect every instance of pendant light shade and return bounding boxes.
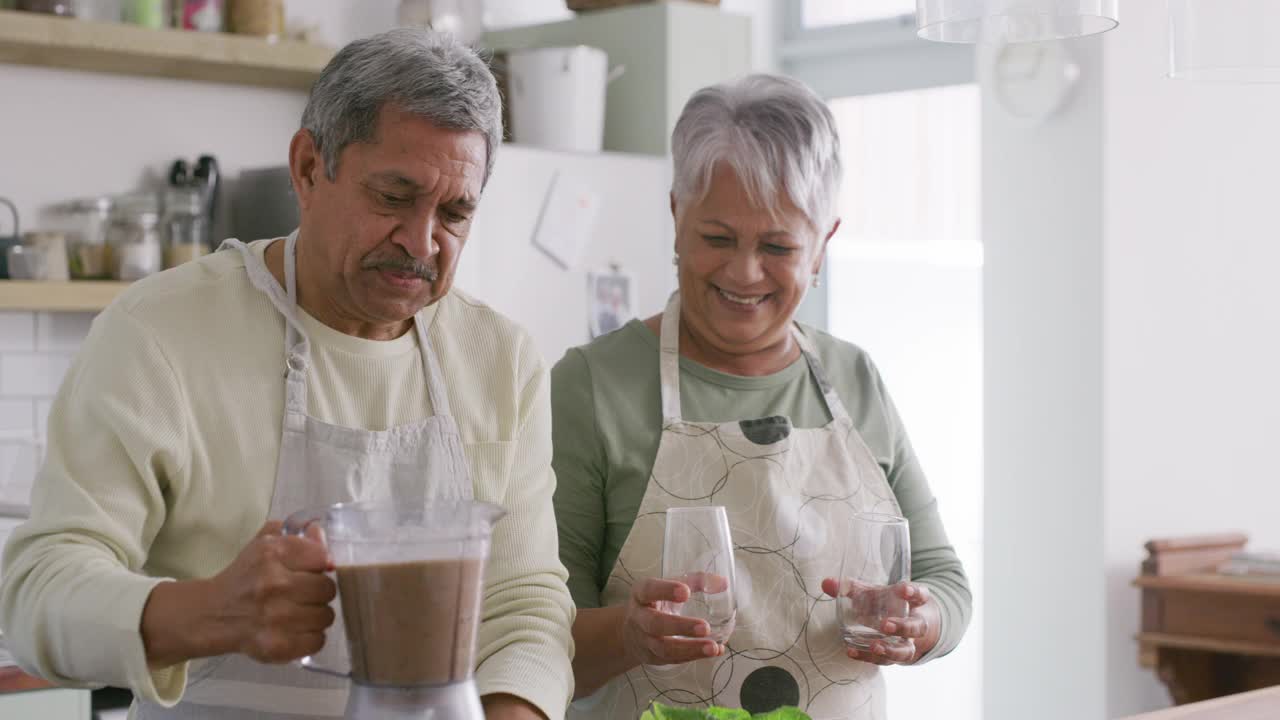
[1169,0,1280,82]
[917,0,1119,43]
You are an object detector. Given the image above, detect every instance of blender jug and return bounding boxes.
[284,500,506,720]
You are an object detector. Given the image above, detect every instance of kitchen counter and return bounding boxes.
[1121,685,1280,719]
[0,667,91,719]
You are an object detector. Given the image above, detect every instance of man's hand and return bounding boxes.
[141,521,337,669]
[482,693,546,720]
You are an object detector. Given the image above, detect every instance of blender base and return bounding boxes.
[345,678,484,719]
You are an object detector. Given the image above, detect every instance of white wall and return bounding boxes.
[719,0,779,72]
[1102,2,1280,716]
[1,1,401,229]
[980,36,1107,720]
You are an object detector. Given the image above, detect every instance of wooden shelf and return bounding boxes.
[1134,572,1280,598]
[0,9,333,90]
[0,280,128,312]
[1137,632,1280,661]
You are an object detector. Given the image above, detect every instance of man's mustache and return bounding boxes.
[360,255,439,282]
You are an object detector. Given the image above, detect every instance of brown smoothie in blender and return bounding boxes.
[336,557,485,686]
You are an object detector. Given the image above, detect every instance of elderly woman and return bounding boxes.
[551,74,972,718]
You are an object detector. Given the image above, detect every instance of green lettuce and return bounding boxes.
[640,703,811,720]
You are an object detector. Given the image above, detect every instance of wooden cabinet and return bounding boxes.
[1136,535,1280,705]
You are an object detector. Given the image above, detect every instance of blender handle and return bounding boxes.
[280,509,350,680]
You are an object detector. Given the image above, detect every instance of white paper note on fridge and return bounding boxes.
[531,170,601,270]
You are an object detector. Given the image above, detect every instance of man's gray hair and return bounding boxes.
[671,74,842,231]
[301,29,502,185]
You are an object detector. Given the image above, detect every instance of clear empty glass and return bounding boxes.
[836,512,912,650]
[661,506,737,643]
[1169,0,1280,83]
[916,0,1118,43]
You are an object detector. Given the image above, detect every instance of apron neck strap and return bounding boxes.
[285,231,300,305]
[220,235,310,364]
[791,321,851,423]
[657,291,852,424]
[283,231,306,357]
[658,292,684,423]
[412,306,452,418]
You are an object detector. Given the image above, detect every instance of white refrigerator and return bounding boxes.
[457,143,676,366]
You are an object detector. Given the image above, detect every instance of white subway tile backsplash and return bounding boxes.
[36,312,94,352]
[0,354,74,397]
[0,438,42,511]
[35,399,52,440]
[0,312,35,351]
[0,400,33,439]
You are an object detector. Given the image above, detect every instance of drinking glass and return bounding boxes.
[661,506,737,643]
[836,512,911,650]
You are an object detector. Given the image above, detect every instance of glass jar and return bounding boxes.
[71,0,121,21]
[51,197,113,279]
[227,0,283,40]
[107,193,163,281]
[162,187,209,269]
[8,232,70,281]
[123,0,165,27]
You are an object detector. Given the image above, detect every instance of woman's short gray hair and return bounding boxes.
[301,29,502,185]
[671,74,842,231]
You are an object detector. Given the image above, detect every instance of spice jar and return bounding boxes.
[107,193,163,281]
[51,197,113,279]
[228,0,283,41]
[162,187,209,269]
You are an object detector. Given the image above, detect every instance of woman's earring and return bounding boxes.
[811,274,821,289]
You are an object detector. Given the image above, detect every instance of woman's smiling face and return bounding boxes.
[674,161,832,360]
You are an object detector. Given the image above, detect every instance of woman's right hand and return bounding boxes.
[620,578,725,665]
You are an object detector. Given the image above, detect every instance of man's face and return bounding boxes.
[293,104,487,326]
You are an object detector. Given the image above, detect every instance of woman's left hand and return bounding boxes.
[820,579,941,666]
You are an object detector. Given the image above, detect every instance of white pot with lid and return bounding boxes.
[506,45,623,153]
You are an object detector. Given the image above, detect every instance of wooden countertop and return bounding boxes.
[1121,686,1280,719]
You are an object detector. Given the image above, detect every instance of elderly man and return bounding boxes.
[0,29,573,719]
